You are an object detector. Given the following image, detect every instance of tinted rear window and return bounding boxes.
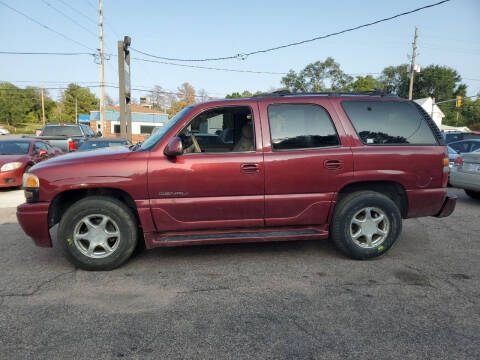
[268,104,340,150]
[342,101,438,145]
[42,126,83,137]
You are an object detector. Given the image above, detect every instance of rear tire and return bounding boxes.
[465,190,480,200]
[331,191,402,260]
[57,196,138,270]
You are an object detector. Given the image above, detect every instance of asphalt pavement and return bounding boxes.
[0,188,478,359]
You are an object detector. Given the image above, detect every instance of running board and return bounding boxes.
[144,227,328,248]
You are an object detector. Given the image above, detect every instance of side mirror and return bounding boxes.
[38,149,48,157]
[164,137,183,157]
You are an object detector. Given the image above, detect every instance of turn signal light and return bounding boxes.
[22,173,40,188]
[442,157,449,166]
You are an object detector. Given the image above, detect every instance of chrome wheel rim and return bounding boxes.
[349,207,390,248]
[73,214,120,259]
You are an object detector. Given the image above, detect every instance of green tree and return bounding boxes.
[0,82,56,126]
[376,64,410,96]
[225,92,241,99]
[350,75,378,92]
[61,84,98,123]
[281,57,353,92]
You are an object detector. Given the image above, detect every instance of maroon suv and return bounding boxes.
[17,92,456,270]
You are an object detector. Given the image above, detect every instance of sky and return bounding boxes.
[0,0,479,103]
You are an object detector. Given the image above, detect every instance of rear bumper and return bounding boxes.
[434,195,457,218]
[16,202,52,247]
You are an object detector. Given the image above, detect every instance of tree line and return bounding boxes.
[1,57,479,130]
[226,57,480,129]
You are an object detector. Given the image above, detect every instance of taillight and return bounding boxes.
[442,157,449,187]
[454,157,463,166]
[68,139,76,151]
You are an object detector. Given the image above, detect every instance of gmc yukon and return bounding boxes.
[17,92,456,270]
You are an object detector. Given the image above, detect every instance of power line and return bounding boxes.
[56,0,98,26]
[0,0,95,51]
[131,57,287,75]
[0,51,95,56]
[131,0,452,62]
[40,0,98,38]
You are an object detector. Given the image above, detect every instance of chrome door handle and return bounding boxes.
[241,163,260,173]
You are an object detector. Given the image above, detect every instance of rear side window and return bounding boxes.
[268,104,340,150]
[342,101,438,145]
[42,126,83,137]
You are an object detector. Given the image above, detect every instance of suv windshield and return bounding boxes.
[42,126,83,137]
[139,106,193,151]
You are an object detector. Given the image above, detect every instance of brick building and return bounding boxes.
[89,104,168,143]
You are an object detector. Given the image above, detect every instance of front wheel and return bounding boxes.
[330,191,402,260]
[57,196,138,270]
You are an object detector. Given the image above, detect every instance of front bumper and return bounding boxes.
[434,195,457,218]
[0,167,23,188]
[16,202,52,247]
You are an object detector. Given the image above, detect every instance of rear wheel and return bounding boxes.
[331,191,402,260]
[465,190,480,200]
[57,196,138,270]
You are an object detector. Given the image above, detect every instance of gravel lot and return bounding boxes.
[0,187,478,359]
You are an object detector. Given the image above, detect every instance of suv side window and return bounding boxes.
[342,100,438,145]
[178,106,254,153]
[267,104,340,151]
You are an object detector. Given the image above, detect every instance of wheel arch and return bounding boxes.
[335,181,408,218]
[48,187,139,228]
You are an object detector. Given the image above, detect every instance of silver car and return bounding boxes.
[450,148,480,199]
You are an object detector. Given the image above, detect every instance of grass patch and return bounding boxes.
[0,122,43,134]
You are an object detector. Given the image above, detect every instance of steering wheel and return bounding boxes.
[190,133,201,153]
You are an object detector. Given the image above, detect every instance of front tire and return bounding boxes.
[57,196,138,270]
[331,191,402,260]
[465,190,480,199]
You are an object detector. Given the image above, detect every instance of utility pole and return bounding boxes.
[408,27,418,100]
[41,87,45,126]
[118,36,132,142]
[99,0,105,135]
[75,97,78,124]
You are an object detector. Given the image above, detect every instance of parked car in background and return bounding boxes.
[0,126,10,135]
[34,123,97,152]
[0,138,62,188]
[447,145,460,167]
[77,138,130,151]
[443,131,480,144]
[450,149,480,199]
[448,139,480,154]
[18,92,456,270]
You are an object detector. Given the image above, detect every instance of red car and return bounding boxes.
[17,92,456,270]
[0,138,62,188]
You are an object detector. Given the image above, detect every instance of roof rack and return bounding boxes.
[252,90,396,98]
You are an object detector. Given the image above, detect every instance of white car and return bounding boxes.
[0,126,10,135]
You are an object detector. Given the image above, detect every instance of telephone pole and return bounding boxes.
[408,27,418,100]
[40,87,45,126]
[99,0,105,134]
[75,97,78,124]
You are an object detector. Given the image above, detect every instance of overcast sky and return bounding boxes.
[0,0,479,101]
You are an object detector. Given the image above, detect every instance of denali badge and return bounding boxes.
[158,191,189,197]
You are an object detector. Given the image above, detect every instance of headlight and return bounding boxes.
[22,173,40,188]
[1,162,22,172]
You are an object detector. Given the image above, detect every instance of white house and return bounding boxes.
[414,97,445,127]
